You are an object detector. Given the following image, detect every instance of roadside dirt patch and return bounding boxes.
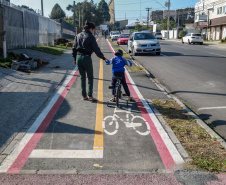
[152,99,226,173]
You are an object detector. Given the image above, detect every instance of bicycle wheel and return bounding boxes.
[102,116,119,135]
[115,86,120,107]
[131,116,150,136]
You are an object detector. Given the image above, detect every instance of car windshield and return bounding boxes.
[192,34,201,36]
[156,33,162,35]
[134,33,155,40]
[113,32,120,35]
[120,34,130,38]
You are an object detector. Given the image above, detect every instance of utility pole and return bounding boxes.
[167,0,170,39]
[146,8,152,29]
[73,1,76,31]
[82,9,83,26]
[79,9,80,27]
[41,0,44,16]
[177,10,179,28]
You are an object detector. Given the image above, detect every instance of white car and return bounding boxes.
[182,33,204,45]
[154,32,162,39]
[111,32,120,40]
[128,32,161,56]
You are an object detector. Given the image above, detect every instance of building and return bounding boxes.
[150,10,163,21]
[108,0,115,24]
[163,10,177,20]
[150,10,177,21]
[118,19,128,30]
[194,0,226,40]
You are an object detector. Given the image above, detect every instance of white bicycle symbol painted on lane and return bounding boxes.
[102,108,150,136]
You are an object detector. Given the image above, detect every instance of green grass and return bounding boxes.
[53,44,72,49]
[0,57,14,68]
[152,99,226,173]
[30,46,65,55]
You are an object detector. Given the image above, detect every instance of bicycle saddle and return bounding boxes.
[114,77,122,80]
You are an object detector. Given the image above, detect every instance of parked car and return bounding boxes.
[117,33,130,45]
[182,33,204,45]
[128,32,161,56]
[154,32,162,39]
[111,31,120,40]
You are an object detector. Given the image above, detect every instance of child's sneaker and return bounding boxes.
[110,97,116,102]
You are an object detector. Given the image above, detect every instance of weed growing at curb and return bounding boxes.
[152,99,226,173]
[129,66,145,72]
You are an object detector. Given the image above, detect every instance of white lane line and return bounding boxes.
[198,106,226,111]
[125,70,184,165]
[107,39,184,166]
[29,150,103,159]
[0,67,78,173]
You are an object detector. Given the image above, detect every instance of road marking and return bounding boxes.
[93,55,104,150]
[0,67,79,174]
[198,106,226,111]
[29,150,103,158]
[106,39,184,171]
[210,53,226,57]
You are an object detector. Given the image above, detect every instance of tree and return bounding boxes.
[19,5,35,12]
[179,30,188,38]
[66,0,107,27]
[97,0,110,23]
[114,21,120,30]
[135,23,142,30]
[50,3,66,19]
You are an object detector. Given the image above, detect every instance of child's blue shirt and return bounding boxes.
[106,55,132,72]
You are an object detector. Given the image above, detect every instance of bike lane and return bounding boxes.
[0,37,184,174]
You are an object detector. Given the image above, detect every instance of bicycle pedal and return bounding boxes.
[123,94,127,96]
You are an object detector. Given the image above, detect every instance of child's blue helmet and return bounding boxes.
[114,49,123,56]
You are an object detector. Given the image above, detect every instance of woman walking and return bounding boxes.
[72,21,106,101]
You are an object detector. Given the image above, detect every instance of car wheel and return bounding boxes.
[200,42,203,45]
[188,40,191,44]
[182,39,184,44]
[156,52,161,56]
[132,47,137,56]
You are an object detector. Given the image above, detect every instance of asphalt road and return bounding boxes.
[1,37,226,184]
[120,40,226,139]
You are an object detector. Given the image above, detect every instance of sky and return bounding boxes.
[10,0,198,24]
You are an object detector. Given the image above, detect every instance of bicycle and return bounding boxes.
[102,108,150,136]
[107,77,128,107]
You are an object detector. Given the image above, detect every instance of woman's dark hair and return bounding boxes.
[84,21,95,30]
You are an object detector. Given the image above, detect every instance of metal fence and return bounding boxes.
[60,19,76,40]
[0,2,61,50]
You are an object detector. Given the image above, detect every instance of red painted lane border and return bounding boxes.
[106,39,175,171]
[7,70,79,174]
[6,38,102,174]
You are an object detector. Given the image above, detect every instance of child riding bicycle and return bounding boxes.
[105,49,133,102]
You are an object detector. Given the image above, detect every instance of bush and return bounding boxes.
[179,30,188,39]
[221,37,226,43]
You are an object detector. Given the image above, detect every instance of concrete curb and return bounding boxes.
[118,44,226,150]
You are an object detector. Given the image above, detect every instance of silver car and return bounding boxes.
[128,32,161,56]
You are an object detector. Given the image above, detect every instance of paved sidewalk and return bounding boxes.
[0,50,74,155]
